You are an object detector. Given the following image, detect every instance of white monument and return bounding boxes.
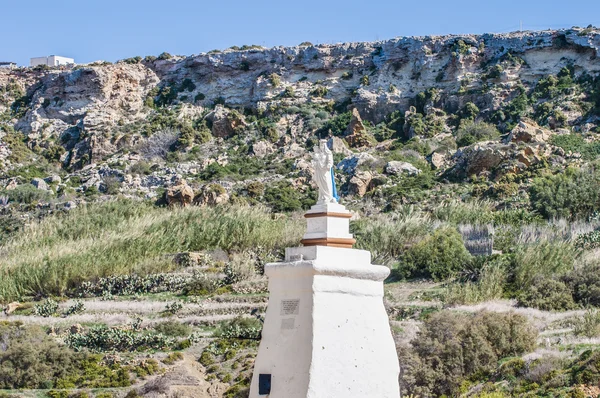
[249,140,400,398]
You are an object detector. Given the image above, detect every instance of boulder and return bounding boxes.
[4,302,20,315]
[506,119,552,143]
[208,105,246,138]
[450,142,508,178]
[348,170,373,197]
[194,184,229,206]
[44,175,62,184]
[345,108,367,137]
[337,153,377,174]
[429,151,448,170]
[4,179,17,190]
[31,178,49,190]
[328,136,352,156]
[283,142,305,158]
[344,108,374,148]
[251,140,275,158]
[384,161,421,176]
[166,179,194,207]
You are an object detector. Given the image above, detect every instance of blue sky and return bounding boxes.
[2,0,600,66]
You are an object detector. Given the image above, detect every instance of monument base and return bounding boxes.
[249,245,400,398]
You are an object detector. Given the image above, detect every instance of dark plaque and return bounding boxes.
[259,373,271,395]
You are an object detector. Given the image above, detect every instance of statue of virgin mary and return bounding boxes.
[312,140,338,205]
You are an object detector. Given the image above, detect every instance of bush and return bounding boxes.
[400,310,536,397]
[530,168,600,220]
[517,277,576,311]
[65,325,177,352]
[153,321,192,337]
[455,120,500,147]
[551,134,600,161]
[573,309,600,337]
[512,241,578,290]
[215,317,262,340]
[395,227,472,280]
[0,322,131,389]
[444,262,507,305]
[33,298,59,317]
[563,262,600,307]
[1,184,52,204]
[263,181,316,212]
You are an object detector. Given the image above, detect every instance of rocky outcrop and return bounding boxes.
[506,119,553,143]
[384,161,421,176]
[1,28,599,169]
[194,184,229,206]
[448,141,554,179]
[348,170,373,196]
[166,179,194,207]
[207,106,247,138]
[344,109,374,148]
[31,177,48,190]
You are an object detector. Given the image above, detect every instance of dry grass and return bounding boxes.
[0,200,304,302]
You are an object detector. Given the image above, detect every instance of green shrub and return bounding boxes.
[65,325,176,352]
[215,317,262,340]
[395,227,472,280]
[551,134,600,160]
[153,320,192,337]
[157,52,172,60]
[263,181,316,212]
[455,120,500,147]
[516,277,576,311]
[0,322,131,389]
[444,262,507,305]
[400,310,536,397]
[268,73,281,87]
[162,352,184,365]
[573,309,600,337]
[563,262,600,307]
[529,168,600,220]
[1,184,52,204]
[512,241,578,290]
[33,298,59,317]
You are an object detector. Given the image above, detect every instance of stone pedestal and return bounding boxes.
[249,204,400,398]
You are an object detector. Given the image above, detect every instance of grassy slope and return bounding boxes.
[0,200,303,302]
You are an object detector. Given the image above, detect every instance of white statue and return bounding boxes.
[312,140,337,204]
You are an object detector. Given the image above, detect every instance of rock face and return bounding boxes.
[208,106,246,138]
[165,179,194,207]
[348,170,373,196]
[251,140,275,158]
[194,184,229,206]
[344,109,373,148]
[1,28,599,168]
[31,178,49,190]
[506,119,553,143]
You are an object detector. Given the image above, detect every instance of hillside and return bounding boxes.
[1,27,600,398]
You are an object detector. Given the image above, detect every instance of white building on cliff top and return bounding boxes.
[30,55,75,67]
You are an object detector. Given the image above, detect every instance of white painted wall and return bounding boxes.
[250,245,400,398]
[30,55,74,67]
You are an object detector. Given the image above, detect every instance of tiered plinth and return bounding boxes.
[300,203,356,248]
[249,202,400,398]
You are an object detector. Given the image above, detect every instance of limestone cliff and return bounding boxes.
[0,27,599,211]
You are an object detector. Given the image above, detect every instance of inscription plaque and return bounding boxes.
[280,299,300,315]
